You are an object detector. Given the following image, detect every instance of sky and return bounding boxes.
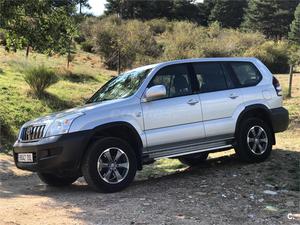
[86,0,204,16]
[87,0,107,16]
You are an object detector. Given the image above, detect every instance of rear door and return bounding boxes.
[141,63,205,148]
[192,62,244,138]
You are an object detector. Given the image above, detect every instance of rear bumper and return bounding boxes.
[270,107,289,133]
[13,130,92,173]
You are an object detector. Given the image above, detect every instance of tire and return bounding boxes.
[178,152,209,166]
[235,117,273,163]
[82,137,137,193]
[37,172,78,187]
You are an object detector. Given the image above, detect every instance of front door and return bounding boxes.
[141,63,205,149]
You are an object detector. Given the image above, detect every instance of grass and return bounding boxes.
[0,47,114,149]
[274,74,300,150]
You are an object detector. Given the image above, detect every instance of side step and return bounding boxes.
[146,138,234,159]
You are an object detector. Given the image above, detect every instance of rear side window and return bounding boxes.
[149,64,192,98]
[230,62,262,87]
[192,62,228,92]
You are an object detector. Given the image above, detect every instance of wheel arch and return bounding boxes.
[82,122,144,170]
[235,104,275,145]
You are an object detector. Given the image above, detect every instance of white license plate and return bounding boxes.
[18,153,33,163]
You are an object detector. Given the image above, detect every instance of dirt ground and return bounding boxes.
[1,142,299,225]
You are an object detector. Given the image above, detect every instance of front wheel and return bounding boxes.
[235,118,273,163]
[37,172,78,187]
[82,137,137,193]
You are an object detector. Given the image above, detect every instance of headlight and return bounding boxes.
[45,112,84,137]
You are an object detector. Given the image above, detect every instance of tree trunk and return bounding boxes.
[118,50,121,75]
[67,56,70,69]
[26,44,30,58]
[67,40,71,69]
[79,2,82,15]
[287,64,294,98]
[67,51,71,69]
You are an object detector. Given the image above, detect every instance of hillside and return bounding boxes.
[0,47,114,149]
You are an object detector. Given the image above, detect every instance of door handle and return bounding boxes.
[229,94,239,99]
[187,99,199,105]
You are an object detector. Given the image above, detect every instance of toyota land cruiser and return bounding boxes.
[13,58,289,192]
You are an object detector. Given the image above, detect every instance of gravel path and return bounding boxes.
[0,149,299,225]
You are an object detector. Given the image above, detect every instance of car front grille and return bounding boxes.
[21,125,46,141]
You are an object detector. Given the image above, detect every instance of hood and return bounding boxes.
[24,98,127,126]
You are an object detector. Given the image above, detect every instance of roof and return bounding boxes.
[156,57,259,67]
[127,57,259,73]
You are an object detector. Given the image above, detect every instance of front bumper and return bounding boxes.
[13,130,92,173]
[270,107,289,133]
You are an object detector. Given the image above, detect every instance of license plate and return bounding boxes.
[18,153,33,163]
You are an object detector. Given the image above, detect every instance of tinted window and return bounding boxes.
[193,63,227,92]
[221,63,235,89]
[149,64,192,98]
[230,62,261,86]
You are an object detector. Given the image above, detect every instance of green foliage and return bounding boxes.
[104,0,208,25]
[93,15,161,70]
[0,0,78,56]
[75,0,91,14]
[77,15,296,72]
[160,21,206,60]
[43,8,78,56]
[161,21,266,60]
[146,19,171,35]
[243,0,298,38]
[0,29,6,45]
[24,65,59,96]
[81,40,94,53]
[289,3,300,45]
[288,45,300,66]
[244,41,290,73]
[209,0,247,28]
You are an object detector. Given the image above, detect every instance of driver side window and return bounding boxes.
[149,64,192,99]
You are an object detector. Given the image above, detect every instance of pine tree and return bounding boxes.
[209,0,248,28]
[104,0,208,24]
[76,0,91,15]
[289,3,300,44]
[243,0,298,39]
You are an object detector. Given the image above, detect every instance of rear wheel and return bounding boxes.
[178,152,209,166]
[37,172,78,187]
[82,137,137,193]
[235,118,273,163]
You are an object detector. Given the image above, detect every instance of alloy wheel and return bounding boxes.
[247,126,268,155]
[97,148,130,184]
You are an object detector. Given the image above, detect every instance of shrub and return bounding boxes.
[244,41,290,73]
[94,15,161,70]
[24,65,58,96]
[81,40,94,53]
[146,19,170,35]
[160,21,267,60]
[160,21,206,60]
[0,29,6,46]
[201,28,266,57]
[84,17,291,72]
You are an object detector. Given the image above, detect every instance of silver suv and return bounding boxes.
[13,58,289,192]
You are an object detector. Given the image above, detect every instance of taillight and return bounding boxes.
[272,76,282,96]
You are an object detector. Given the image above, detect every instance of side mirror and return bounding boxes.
[145,85,167,101]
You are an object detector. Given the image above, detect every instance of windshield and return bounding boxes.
[87,67,152,103]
